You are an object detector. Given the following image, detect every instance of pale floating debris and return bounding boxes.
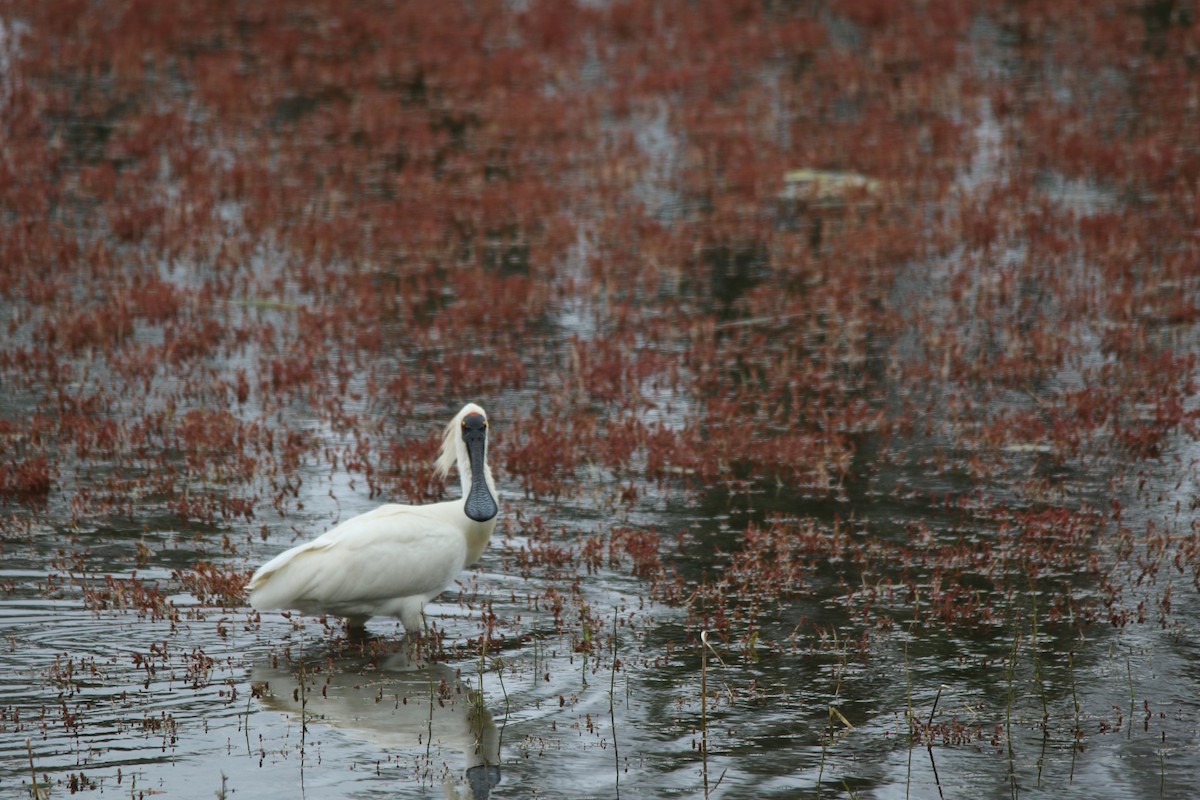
[779,168,882,208]
[715,311,808,330]
[229,297,300,311]
[1002,443,1053,454]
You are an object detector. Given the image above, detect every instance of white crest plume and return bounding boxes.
[435,402,490,481]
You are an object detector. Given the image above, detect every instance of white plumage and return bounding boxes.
[247,403,499,635]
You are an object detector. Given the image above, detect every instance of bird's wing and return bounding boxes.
[247,505,468,612]
[248,503,445,585]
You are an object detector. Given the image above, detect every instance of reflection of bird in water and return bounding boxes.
[247,403,500,638]
[251,649,501,800]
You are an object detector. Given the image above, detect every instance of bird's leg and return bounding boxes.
[417,612,430,657]
[343,615,370,639]
[402,612,430,665]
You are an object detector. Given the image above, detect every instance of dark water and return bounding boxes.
[4,416,1197,798]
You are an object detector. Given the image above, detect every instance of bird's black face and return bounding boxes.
[462,413,498,523]
[461,413,487,445]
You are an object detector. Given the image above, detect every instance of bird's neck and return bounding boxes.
[463,517,494,565]
[457,451,497,564]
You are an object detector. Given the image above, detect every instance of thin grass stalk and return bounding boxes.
[1029,586,1049,791]
[243,688,253,756]
[1126,654,1135,738]
[927,684,943,734]
[298,657,308,739]
[701,629,710,799]
[1006,621,1022,800]
[610,609,621,800]
[1029,580,1049,735]
[905,641,914,800]
[698,631,729,798]
[27,738,47,800]
[926,744,946,800]
[1068,649,1080,783]
[423,615,435,777]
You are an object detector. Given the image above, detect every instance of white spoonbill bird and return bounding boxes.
[247,403,499,636]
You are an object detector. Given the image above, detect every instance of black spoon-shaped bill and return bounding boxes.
[462,414,498,523]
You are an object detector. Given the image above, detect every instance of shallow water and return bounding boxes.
[4,416,1197,799]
